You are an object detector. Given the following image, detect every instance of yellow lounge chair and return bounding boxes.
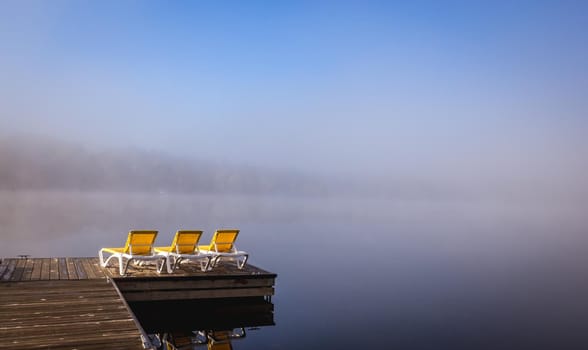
[207,329,246,350]
[154,230,213,273]
[99,230,165,276]
[208,332,233,350]
[198,229,248,269]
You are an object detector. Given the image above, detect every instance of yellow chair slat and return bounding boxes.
[123,230,158,255]
[199,229,239,253]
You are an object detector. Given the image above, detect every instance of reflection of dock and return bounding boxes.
[0,257,277,349]
[133,298,275,350]
[131,297,275,333]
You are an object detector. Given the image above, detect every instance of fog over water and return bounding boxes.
[1,135,587,348]
[2,187,588,348]
[1,133,587,259]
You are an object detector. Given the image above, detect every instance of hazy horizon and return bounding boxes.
[1,132,587,204]
[1,1,587,205]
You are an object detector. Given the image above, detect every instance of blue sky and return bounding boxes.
[1,1,587,193]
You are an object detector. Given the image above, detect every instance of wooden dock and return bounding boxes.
[0,258,145,349]
[0,257,276,349]
[105,261,276,302]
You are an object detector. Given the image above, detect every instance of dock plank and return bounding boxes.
[0,260,17,281]
[20,258,34,281]
[9,259,26,281]
[0,280,144,349]
[58,257,69,280]
[49,257,59,280]
[81,257,99,279]
[0,262,7,280]
[116,277,274,292]
[39,258,50,280]
[89,257,105,278]
[123,286,275,301]
[29,258,42,280]
[74,257,88,279]
[66,257,79,280]
[4,331,143,349]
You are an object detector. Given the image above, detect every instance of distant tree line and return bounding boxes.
[0,136,328,196]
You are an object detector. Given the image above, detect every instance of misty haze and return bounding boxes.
[2,1,588,349]
[2,133,588,348]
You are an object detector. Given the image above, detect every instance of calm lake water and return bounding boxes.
[2,191,588,349]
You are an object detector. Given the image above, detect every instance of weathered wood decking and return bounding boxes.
[0,257,106,281]
[105,260,276,302]
[0,258,144,349]
[0,257,276,349]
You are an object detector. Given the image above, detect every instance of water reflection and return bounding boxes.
[161,328,246,350]
[129,298,274,350]
[3,191,588,348]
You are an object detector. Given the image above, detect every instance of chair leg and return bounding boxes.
[163,257,170,273]
[99,250,106,266]
[168,256,178,273]
[122,257,131,275]
[237,254,249,269]
[156,258,165,274]
[200,257,212,272]
[163,256,171,273]
[101,253,121,271]
[172,257,182,272]
[118,256,125,276]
